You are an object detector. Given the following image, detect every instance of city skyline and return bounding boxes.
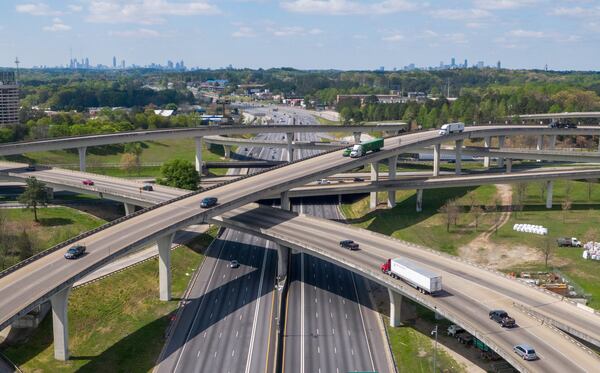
[1,1,599,71]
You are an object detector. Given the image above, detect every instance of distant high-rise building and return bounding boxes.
[0,72,19,127]
[451,57,456,67]
[113,56,117,68]
[121,59,125,69]
[167,60,174,69]
[497,60,501,69]
[476,61,484,69]
[464,59,468,68]
[85,57,89,68]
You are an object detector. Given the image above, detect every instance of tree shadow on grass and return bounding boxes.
[38,217,74,227]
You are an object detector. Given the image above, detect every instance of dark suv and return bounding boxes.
[489,310,516,328]
[64,245,86,259]
[200,197,218,208]
[339,240,359,250]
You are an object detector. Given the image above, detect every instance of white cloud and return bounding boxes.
[68,4,83,12]
[43,18,71,31]
[550,6,600,17]
[267,26,322,36]
[508,29,546,38]
[232,26,257,38]
[16,2,63,16]
[108,28,160,37]
[382,32,404,42]
[86,0,220,24]
[281,0,419,15]
[430,8,491,20]
[474,0,539,10]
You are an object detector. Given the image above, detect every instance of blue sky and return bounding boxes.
[1,0,599,70]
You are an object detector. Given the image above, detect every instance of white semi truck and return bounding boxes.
[381,257,442,295]
[439,122,465,135]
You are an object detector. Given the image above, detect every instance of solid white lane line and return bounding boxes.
[351,273,375,372]
[301,253,305,373]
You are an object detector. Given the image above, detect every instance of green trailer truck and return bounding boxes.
[348,138,384,158]
[474,337,501,361]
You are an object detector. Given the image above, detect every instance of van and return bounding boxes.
[513,344,538,361]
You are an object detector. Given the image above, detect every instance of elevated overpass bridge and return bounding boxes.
[2,126,600,371]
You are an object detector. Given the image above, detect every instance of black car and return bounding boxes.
[142,184,154,191]
[339,239,359,250]
[25,164,36,171]
[200,197,218,208]
[489,310,516,328]
[64,245,86,259]
[353,177,365,182]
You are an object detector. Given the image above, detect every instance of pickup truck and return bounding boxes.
[489,310,516,328]
[557,237,582,247]
[447,324,464,337]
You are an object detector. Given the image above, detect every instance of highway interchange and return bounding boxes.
[2,107,600,372]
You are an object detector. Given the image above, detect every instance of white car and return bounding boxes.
[317,179,331,185]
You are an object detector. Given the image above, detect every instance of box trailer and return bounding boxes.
[381,257,442,295]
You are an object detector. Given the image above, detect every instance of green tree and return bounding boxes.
[18,177,49,222]
[157,159,199,190]
[15,230,34,261]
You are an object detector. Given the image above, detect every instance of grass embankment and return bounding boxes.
[2,227,219,372]
[341,185,497,255]
[4,138,228,177]
[385,305,465,373]
[0,208,105,270]
[491,179,600,308]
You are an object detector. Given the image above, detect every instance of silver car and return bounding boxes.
[513,344,538,361]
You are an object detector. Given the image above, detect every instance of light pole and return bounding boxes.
[432,324,438,373]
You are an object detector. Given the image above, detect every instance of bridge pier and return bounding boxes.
[370,162,379,209]
[506,158,512,173]
[537,135,543,162]
[353,132,361,144]
[286,132,294,162]
[124,203,136,215]
[546,181,553,209]
[416,189,423,212]
[549,135,556,150]
[388,289,405,327]
[158,233,175,301]
[497,136,505,168]
[483,137,490,168]
[223,145,231,159]
[454,140,463,175]
[433,143,440,176]
[281,191,291,211]
[77,146,87,172]
[275,243,290,280]
[388,155,398,208]
[194,137,203,174]
[51,286,72,361]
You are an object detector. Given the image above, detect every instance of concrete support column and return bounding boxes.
[286,132,294,162]
[549,135,556,150]
[46,187,54,200]
[124,203,136,215]
[275,243,290,280]
[454,139,463,175]
[537,135,544,162]
[77,146,87,172]
[506,158,512,173]
[483,137,491,168]
[158,233,175,301]
[546,181,553,209]
[194,137,203,173]
[388,288,404,327]
[50,286,72,361]
[387,155,398,208]
[223,145,231,159]
[353,132,362,144]
[370,162,379,209]
[433,143,441,177]
[497,136,505,168]
[416,189,423,212]
[280,191,291,211]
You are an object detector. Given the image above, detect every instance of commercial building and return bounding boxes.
[0,72,19,126]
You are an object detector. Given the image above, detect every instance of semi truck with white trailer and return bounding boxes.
[381,257,442,295]
[439,122,465,135]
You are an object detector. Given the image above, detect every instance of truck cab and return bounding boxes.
[349,144,363,158]
[489,310,516,328]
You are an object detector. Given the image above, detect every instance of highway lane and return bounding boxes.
[215,204,600,372]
